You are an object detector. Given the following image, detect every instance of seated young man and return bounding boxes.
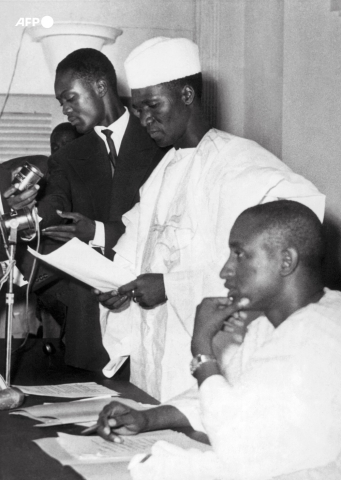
[96,200,341,480]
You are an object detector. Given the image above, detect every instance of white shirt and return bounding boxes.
[90,108,130,249]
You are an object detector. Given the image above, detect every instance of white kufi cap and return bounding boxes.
[124,37,201,89]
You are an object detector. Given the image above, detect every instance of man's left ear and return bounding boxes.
[181,85,195,106]
[280,248,299,276]
[96,79,108,98]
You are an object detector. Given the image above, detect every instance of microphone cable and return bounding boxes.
[11,206,41,353]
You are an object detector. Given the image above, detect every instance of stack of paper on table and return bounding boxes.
[11,397,154,427]
[28,238,135,292]
[13,382,120,398]
[34,430,212,480]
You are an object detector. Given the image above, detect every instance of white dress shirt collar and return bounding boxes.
[94,107,130,155]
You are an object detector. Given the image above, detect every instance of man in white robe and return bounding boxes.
[96,201,341,480]
[96,37,325,401]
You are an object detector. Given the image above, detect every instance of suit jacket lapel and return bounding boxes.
[109,115,160,219]
[69,131,112,222]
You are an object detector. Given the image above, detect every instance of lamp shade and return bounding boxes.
[27,22,123,74]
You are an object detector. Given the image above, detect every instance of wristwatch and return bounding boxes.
[190,354,218,376]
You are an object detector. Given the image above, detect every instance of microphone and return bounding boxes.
[11,162,44,193]
[0,161,44,241]
[0,207,35,237]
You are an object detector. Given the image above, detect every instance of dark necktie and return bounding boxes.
[101,129,117,174]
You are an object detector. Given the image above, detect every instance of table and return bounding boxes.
[0,338,160,480]
[0,338,208,479]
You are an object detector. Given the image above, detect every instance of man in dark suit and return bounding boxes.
[25,48,166,370]
[40,114,163,257]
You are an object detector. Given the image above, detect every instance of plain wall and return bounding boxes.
[195,0,246,133]
[196,0,341,287]
[281,0,341,287]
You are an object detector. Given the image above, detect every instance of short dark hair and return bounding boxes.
[56,48,118,92]
[240,200,325,270]
[161,72,203,99]
[51,122,81,139]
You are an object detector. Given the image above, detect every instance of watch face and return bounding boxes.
[190,355,204,375]
[190,358,198,375]
[190,354,217,376]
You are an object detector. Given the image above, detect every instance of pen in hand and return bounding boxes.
[128,453,152,470]
[81,423,123,443]
[81,423,99,435]
[139,453,151,463]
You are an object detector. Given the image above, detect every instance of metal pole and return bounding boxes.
[5,244,15,386]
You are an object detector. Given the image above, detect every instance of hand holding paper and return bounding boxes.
[42,211,96,243]
[28,238,135,292]
[93,289,131,312]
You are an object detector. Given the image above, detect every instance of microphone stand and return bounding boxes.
[0,220,24,409]
[5,221,17,386]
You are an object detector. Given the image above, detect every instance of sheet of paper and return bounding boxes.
[0,374,7,389]
[28,238,135,292]
[71,461,131,480]
[103,356,129,378]
[64,430,211,459]
[10,396,157,426]
[34,430,212,465]
[10,396,117,425]
[13,382,119,398]
[34,437,131,480]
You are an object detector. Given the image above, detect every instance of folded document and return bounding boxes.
[10,396,154,427]
[28,238,135,292]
